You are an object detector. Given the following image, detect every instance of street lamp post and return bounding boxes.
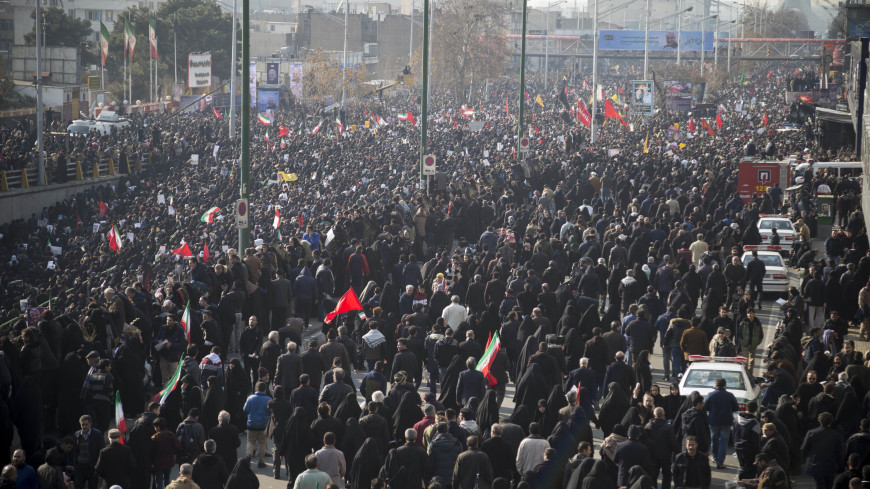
[643,0,650,78]
[544,0,565,91]
[700,14,716,74]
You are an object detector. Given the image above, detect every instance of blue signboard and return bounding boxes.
[599,30,715,51]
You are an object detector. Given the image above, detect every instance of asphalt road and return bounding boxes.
[224,294,817,489]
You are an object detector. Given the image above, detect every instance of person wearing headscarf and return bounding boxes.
[224,459,259,489]
[599,382,630,437]
[633,351,652,394]
[627,465,657,489]
[393,391,424,444]
[335,391,363,424]
[342,418,366,468]
[514,363,548,414]
[200,377,225,434]
[476,391,500,439]
[438,354,465,411]
[224,359,250,430]
[565,455,596,489]
[581,459,617,489]
[277,407,316,481]
[348,438,384,489]
[266,385,291,478]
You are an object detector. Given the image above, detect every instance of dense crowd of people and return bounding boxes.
[0,60,868,489]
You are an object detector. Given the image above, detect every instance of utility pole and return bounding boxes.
[643,0,650,78]
[239,0,250,251]
[36,0,44,185]
[341,0,349,107]
[676,0,682,64]
[419,0,429,191]
[590,0,598,142]
[229,0,238,136]
[517,0,528,152]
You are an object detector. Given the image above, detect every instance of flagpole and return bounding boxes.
[149,56,153,103]
[590,0,598,142]
[517,0,527,153]
[229,0,238,137]
[174,12,178,88]
[239,0,251,252]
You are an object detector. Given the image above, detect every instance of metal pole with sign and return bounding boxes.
[422,155,436,176]
[239,0,250,251]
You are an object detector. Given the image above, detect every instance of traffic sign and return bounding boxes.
[519,137,530,154]
[236,199,249,228]
[422,154,436,175]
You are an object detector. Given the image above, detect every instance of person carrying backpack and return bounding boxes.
[712,328,738,357]
[175,408,206,465]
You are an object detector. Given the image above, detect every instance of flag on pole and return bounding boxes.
[114,391,127,444]
[576,101,591,128]
[278,126,290,137]
[715,112,724,130]
[603,100,628,127]
[100,23,110,67]
[124,19,136,61]
[273,207,280,229]
[202,241,210,263]
[99,201,108,216]
[107,225,123,251]
[505,96,510,116]
[258,113,273,126]
[763,111,769,126]
[688,118,695,133]
[149,17,159,59]
[172,242,193,257]
[311,121,323,135]
[324,288,364,324]
[643,131,649,153]
[200,206,221,223]
[153,354,185,404]
[476,331,501,385]
[180,301,191,343]
[264,131,270,152]
[535,94,544,107]
[335,118,344,134]
[700,118,715,136]
[406,112,417,125]
[213,107,223,119]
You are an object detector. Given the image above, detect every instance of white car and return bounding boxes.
[741,249,789,294]
[757,215,796,246]
[679,356,762,412]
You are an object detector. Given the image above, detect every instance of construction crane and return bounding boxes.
[372,66,414,94]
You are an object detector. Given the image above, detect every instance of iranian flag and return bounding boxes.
[99,23,109,67]
[213,107,223,119]
[153,354,185,405]
[149,17,159,59]
[180,301,191,343]
[258,113,272,126]
[324,288,364,324]
[200,206,220,223]
[124,19,136,61]
[107,225,123,252]
[114,391,127,444]
[476,331,501,385]
[273,207,280,229]
[335,118,344,134]
[311,121,323,135]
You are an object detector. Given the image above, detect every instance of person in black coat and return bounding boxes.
[604,352,636,398]
[274,342,303,391]
[391,338,420,386]
[481,424,519,480]
[672,435,711,489]
[94,429,136,489]
[224,459,259,489]
[614,425,652,487]
[191,440,228,489]
[645,407,678,489]
[207,412,240,473]
[289,374,319,423]
[801,412,845,489]
[456,358,486,406]
[126,406,159,489]
[300,341,326,391]
[680,397,711,455]
[359,402,391,455]
[381,429,432,488]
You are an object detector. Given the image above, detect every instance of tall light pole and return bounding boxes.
[239,0,250,251]
[409,0,414,60]
[676,3,692,65]
[518,0,528,151]
[36,0,44,185]
[700,14,716,74]
[341,0,349,107]
[229,0,238,137]
[643,0,650,78]
[590,0,598,143]
[543,0,565,91]
[715,19,735,70]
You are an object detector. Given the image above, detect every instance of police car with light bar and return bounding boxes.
[679,356,762,413]
[741,246,789,294]
[757,215,796,246]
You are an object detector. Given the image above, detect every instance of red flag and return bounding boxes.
[525,91,530,100]
[603,100,628,127]
[715,112,723,130]
[763,111,769,126]
[297,214,303,227]
[617,87,624,95]
[576,101,591,128]
[99,201,108,216]
[700,118,715,136]
[688,118,695,133]
[364,107,367,117]
[766,71,772,79]
[278,126,290,137]
[172,242,193,257]
[534,123,540,134]
[324,288,364,324]
[213,107,223,119]
[202,241,209,263]
[505,96,510,116]
[264,131,270,152]
[406,112,417,125]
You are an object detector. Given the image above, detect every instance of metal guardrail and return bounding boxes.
[1,153,151,190]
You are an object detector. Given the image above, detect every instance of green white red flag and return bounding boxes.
[258,113,272,126]
[476,331,501,385]
[180,301,191,343]
[153,354,185,405]
[114,391,127,444]
[200,206,220,223]
[107,225,122,251]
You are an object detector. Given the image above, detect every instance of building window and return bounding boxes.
[68,9,75,17]
[87,10,101,21]
[270,24,275,31]
[105,10,113,21]
[0,19,12,31]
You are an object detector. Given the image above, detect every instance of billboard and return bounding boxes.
[599,30,714,51]
[289,62,303,101]
[265,62,280,85]
[249,61,257,107]
[188,53,212,88]
[257,89,280,111]
[631,80,654,115]
[663,81,693,112]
